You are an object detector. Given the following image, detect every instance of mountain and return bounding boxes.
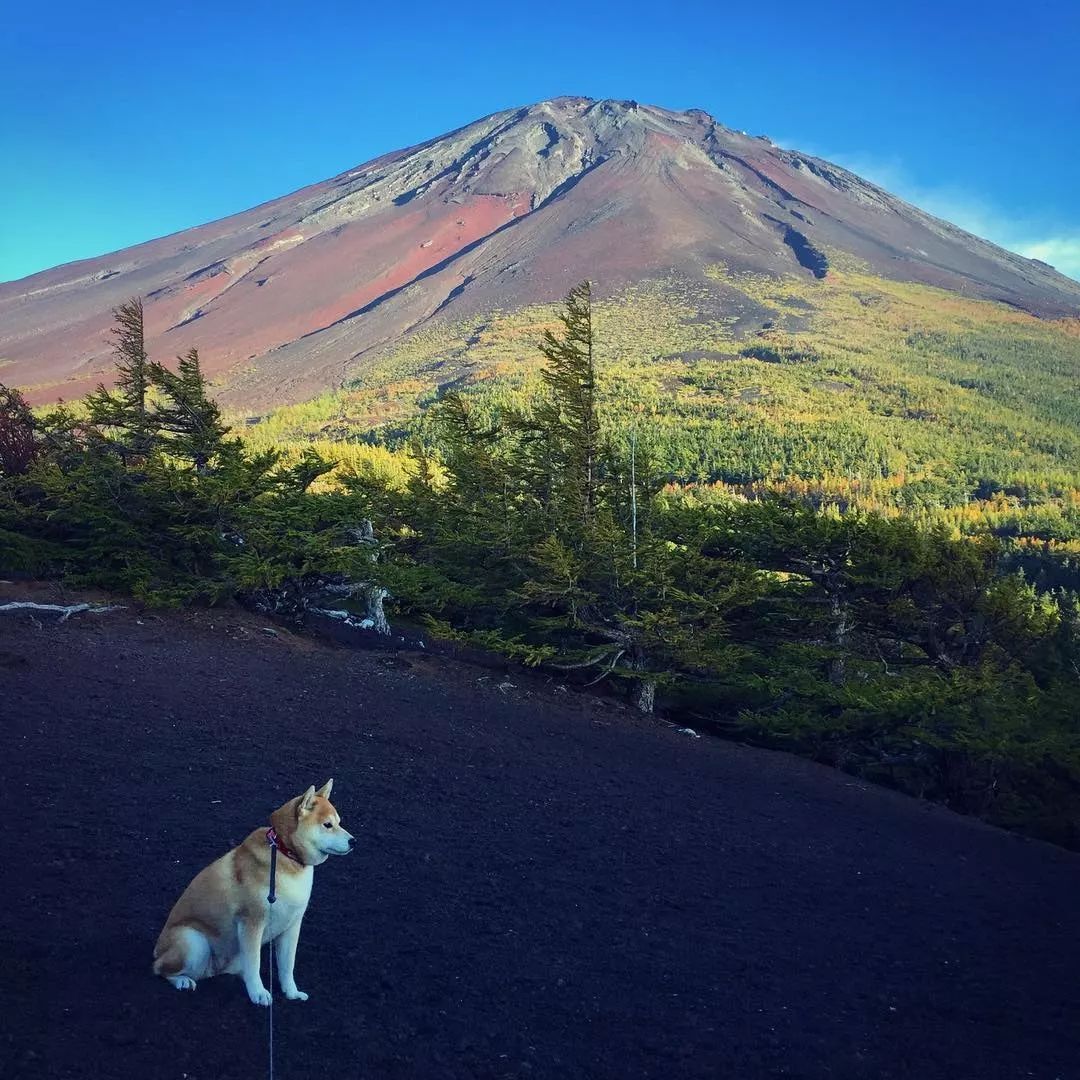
[3,97,1079,409]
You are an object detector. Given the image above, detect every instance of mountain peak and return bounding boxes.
[3,97,1078,407]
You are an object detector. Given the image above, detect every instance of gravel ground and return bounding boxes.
[2,591,1078,1079]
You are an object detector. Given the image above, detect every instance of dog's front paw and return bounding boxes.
[170,976,197,991]
[248,985,272,1007]
[283,988,309,1002]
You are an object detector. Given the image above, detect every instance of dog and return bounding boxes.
[153,780,353,1005]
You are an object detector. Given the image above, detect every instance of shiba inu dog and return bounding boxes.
[153,780,353,1005]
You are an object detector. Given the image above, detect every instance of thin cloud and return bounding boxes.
[771,140,1080,282]
[1017,238,1080,278]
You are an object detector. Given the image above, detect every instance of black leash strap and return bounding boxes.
[268,834,279,905]
[267,831,277,1080]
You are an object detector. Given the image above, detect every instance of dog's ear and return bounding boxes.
[297,785,317,817]
[316,779,333,800]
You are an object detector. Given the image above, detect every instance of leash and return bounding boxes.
[267,830,278,1080]
[265,826,303,1078]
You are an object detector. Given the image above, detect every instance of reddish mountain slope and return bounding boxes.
[4,97,1079,408]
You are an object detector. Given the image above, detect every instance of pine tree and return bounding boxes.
[85,298,155,458]
[527,280,602,535]
[505,283,758,712]
[150,348,229,472]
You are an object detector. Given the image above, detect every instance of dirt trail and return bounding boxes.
[2,595,1078,1079]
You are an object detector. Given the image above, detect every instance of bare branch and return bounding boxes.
[583,649,626,687]
[549,646,622,672]
[0,602,125,621]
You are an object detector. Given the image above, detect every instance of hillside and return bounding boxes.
[2,590,1079,1079]
[3,97,1079,409]
[244,265,1080,546]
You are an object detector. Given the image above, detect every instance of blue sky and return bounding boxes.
[3,0,1078,283]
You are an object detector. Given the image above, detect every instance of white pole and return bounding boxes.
[630,425,638,570]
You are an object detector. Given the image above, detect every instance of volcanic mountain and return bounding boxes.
[4,96,1079,408]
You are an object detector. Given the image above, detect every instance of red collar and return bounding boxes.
[266,826,304,866]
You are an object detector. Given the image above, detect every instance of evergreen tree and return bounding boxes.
[521,280,602,535]
[150,348,229,472]
[503,283,755,711]
[85,298,155,458]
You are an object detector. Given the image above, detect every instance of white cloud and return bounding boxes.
[771,140,1080,283]
[1016,238,1080,279]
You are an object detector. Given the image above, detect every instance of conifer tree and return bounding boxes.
[150,348,229,472]
[504,282,758,712]
[85,298,155,458]
[527,280,602,534]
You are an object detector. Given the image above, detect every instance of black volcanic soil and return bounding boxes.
[2,590,1079,1080]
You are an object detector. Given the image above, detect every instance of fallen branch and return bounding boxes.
[249,572,391,634]
[310,597,390,635]
[0,601,125,621]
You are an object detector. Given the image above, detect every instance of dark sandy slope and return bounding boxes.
[1,600,1078,1080]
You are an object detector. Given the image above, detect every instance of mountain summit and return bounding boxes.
[4,97,1079,406]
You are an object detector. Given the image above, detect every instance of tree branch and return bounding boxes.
[582,649,626,687]
[0,602,125,621]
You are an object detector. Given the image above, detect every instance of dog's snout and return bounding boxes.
[347,835,356,848]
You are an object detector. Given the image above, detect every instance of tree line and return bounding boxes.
[1,288,1078,846]
[0,299,375,608]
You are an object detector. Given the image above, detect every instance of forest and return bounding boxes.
[241,266,1080,554]
[2,285,1078,848]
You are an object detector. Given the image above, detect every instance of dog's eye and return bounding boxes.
[323,821,333,829]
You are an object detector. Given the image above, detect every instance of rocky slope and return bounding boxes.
[4,97,1079,407]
